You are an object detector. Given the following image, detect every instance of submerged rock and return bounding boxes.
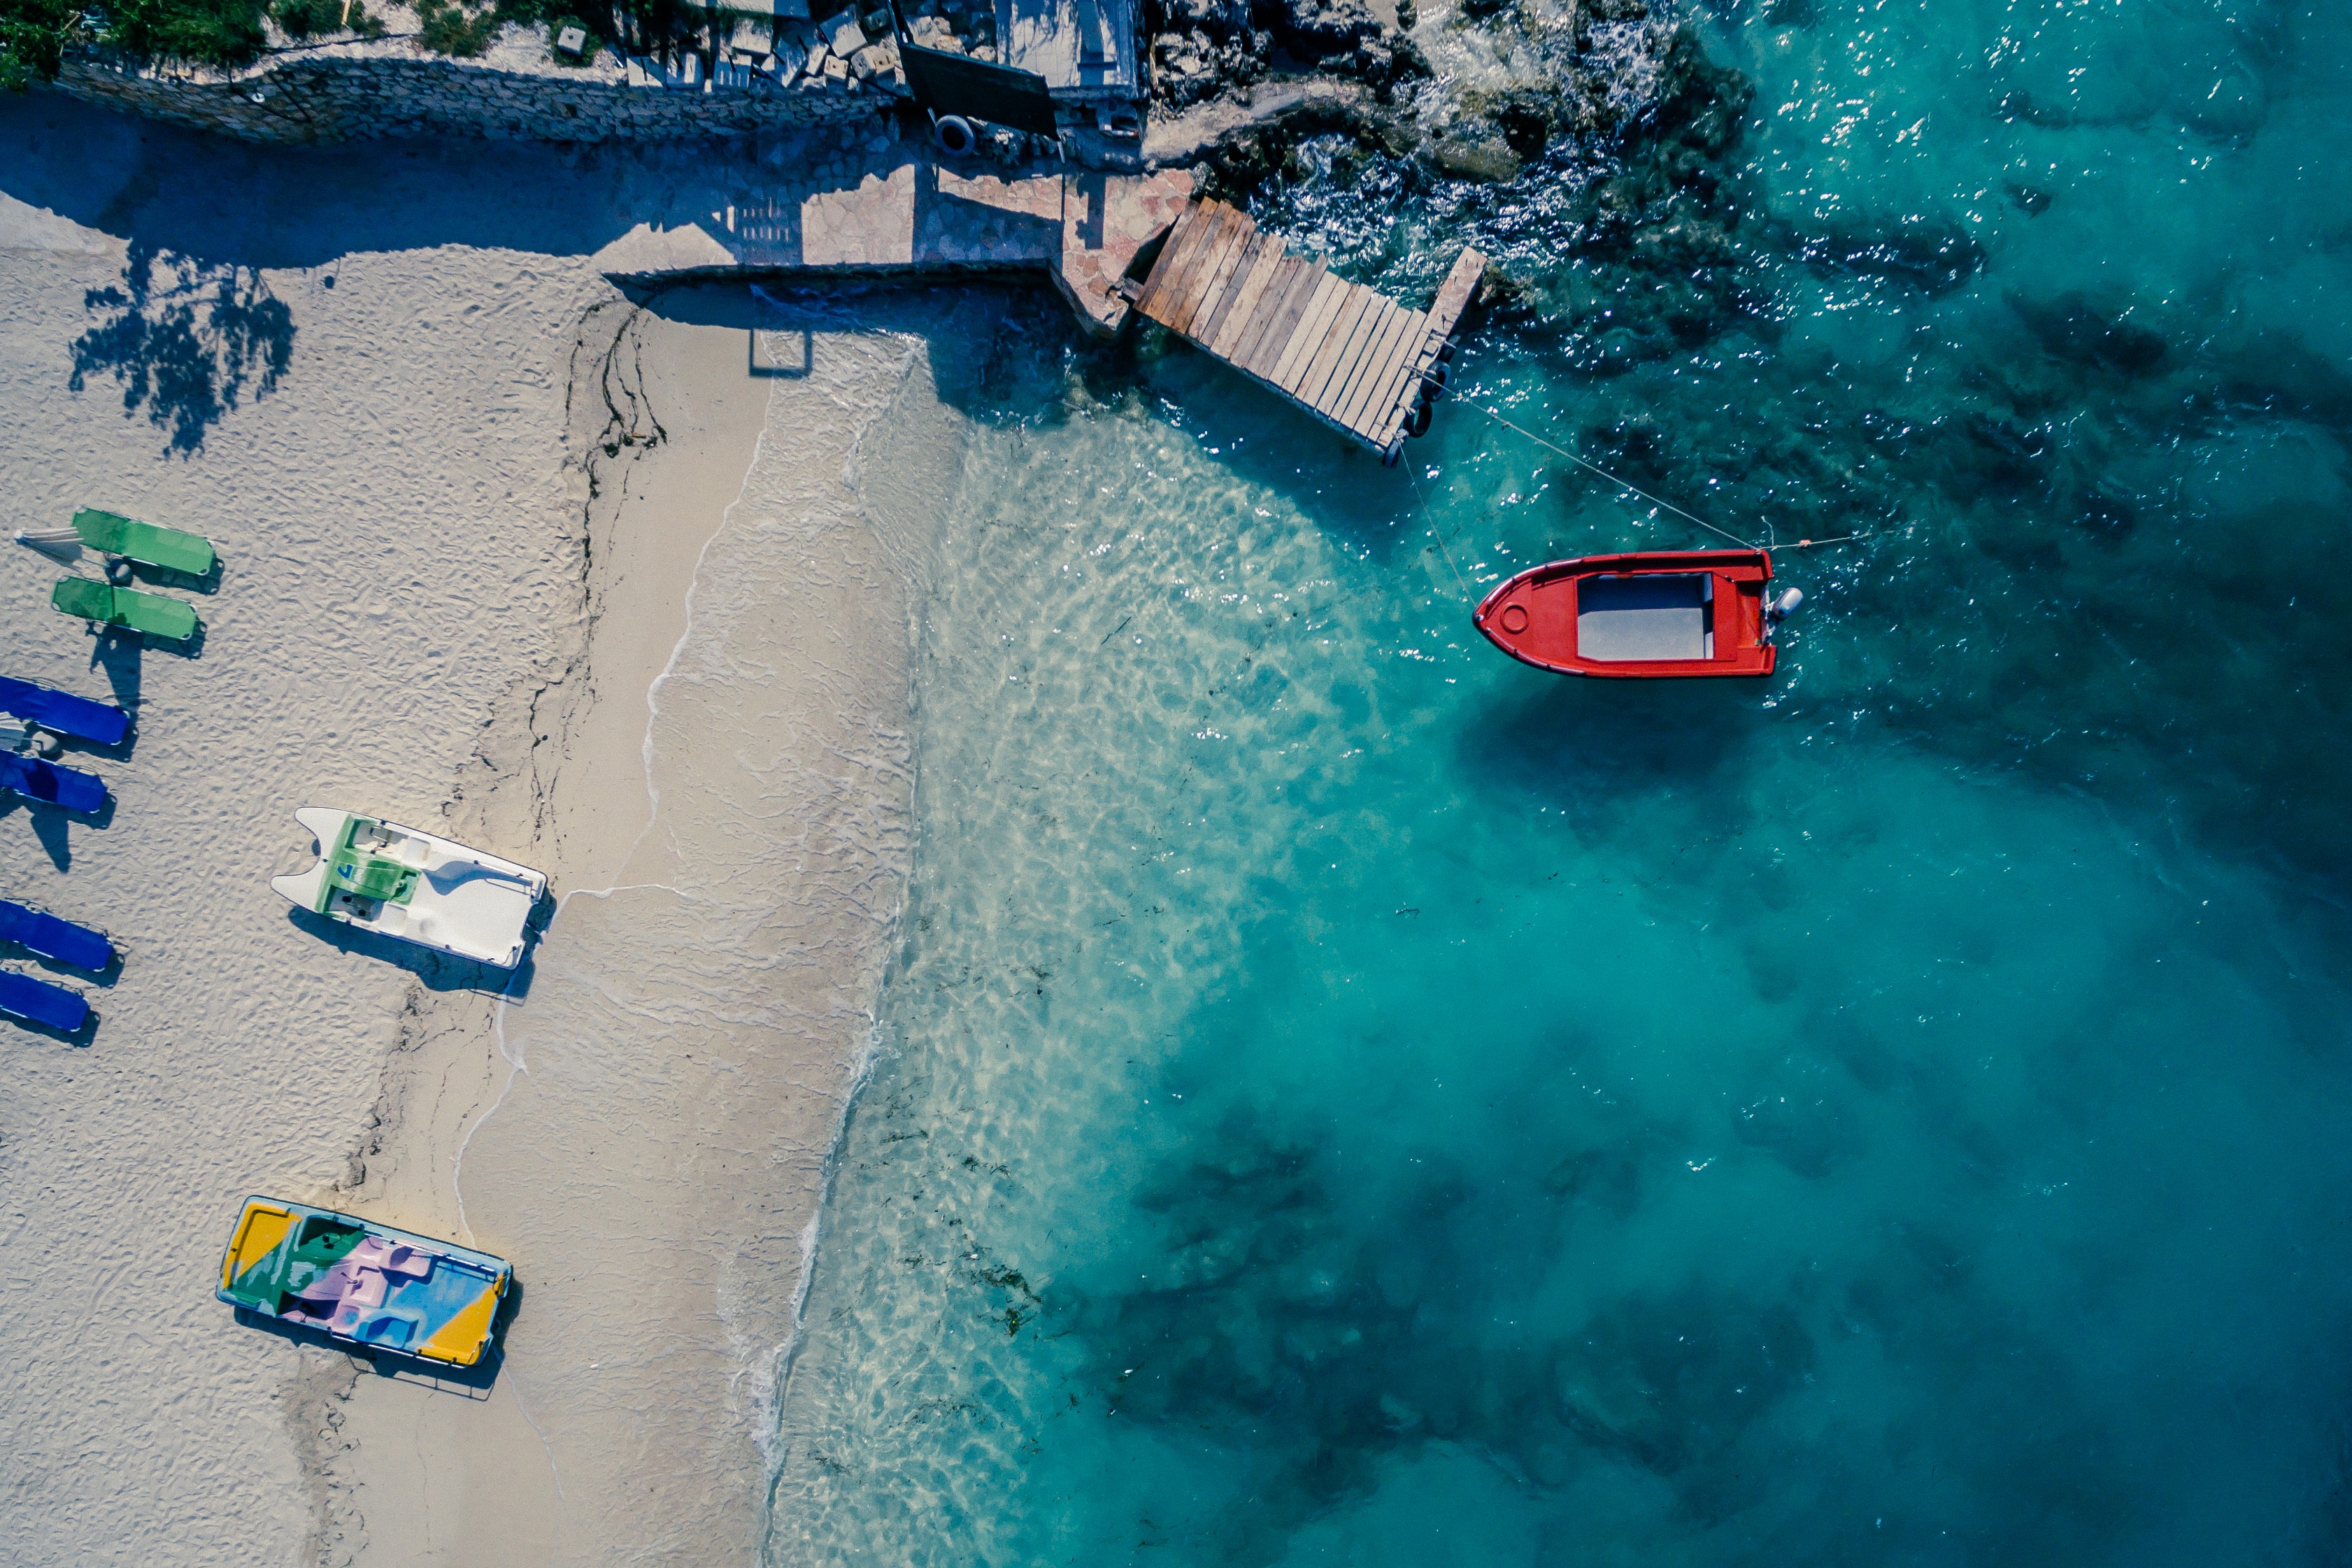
[2011,292,2168,376]
[1422,135,1520,183]
[1795,215,1985,295]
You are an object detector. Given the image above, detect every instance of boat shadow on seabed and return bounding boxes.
[231,1276,529,1399]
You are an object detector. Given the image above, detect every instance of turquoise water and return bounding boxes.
[769,3,2352,1561]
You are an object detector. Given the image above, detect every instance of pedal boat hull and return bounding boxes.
[217,1196,512,1367]
[271,806,547,969]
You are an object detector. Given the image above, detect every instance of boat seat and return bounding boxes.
[332,853,411,901]
[1576,573,1715,662]
[348,1235,433,1278]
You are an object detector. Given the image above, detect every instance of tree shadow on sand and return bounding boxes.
[69,238,294,456]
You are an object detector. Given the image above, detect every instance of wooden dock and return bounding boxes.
[1123,197,1485,462]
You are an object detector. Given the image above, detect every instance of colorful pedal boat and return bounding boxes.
[217,1197,512,1367]
[1473,548,1778,679]
[0,969,87,1032]
[0,675,129,746]
[271,807,548,969]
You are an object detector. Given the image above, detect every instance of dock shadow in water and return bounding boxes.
[69,238,294,456]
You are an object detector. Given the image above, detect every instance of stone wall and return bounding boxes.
[50,48,894,145]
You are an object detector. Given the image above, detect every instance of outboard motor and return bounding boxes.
[1767,587,1804,622]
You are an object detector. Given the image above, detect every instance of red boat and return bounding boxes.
[1473,549,1779,678]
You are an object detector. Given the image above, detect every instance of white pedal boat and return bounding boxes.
[271,807,547,969]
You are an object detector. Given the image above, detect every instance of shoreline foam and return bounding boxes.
[322,288,985,1564]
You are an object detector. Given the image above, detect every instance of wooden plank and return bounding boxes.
[1328,302,1404,425]
[1209,241,1288,362]
[1197,234,1271,355]
[1129,201,1194,319]
[1223,255,1295,374]
[1241,261,1317,380]
[1135,201,1213,322]
[1148,202,1232,331]
[1151,202,1234,330]
[1297,289,1377,411]
[1378,319,1448,447]
[1422,245,1487,345]
[1324,294,1396,414]
[1244,261,1325,379]
[1174,211,1254,338]
[1344,309,1413,435]
[1344,308,1424,434]
[1279,272,1355,392]
[1232,257,1305,376]
[1224,243,1295,362]
[1309,294,1382,416]
[1331,301,1406,424]
[1355,311,1429,441]
[1198,217,1265,338]
[1282,277,1360,398]
[1271,276,1341,394]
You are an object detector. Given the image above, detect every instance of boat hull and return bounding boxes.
[1473,549,1778,678]
[217,1196,512,1367]
[271,806,548,969]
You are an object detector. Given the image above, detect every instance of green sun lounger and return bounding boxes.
[51,578,201,642]
[71,508,215,577]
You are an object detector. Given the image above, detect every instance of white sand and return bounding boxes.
[0,94,983,1565]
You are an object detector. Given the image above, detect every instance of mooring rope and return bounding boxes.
[1473,404,1766,552]
[1406,464,1474,600]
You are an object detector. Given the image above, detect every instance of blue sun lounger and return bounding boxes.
[0,676,129,746]
[0,899,112,973]
[0,753,106,815]
[0,969,87,1031]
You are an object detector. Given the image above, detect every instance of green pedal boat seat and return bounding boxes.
[71,508,216,577]
[51,578,201,642]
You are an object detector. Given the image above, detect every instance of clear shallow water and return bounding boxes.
[770,2,2352,1561]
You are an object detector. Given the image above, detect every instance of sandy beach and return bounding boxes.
[0,94,977,1565]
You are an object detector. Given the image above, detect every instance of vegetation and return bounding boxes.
[1,0,674,84]
[273,0,383,38]
[415,0,499,55]
[0,0,81,90]
[104,0,269,66]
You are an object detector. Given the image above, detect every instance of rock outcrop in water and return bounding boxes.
[1146,0,1423,108]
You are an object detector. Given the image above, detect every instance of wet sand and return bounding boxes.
[322,294,977,1565]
